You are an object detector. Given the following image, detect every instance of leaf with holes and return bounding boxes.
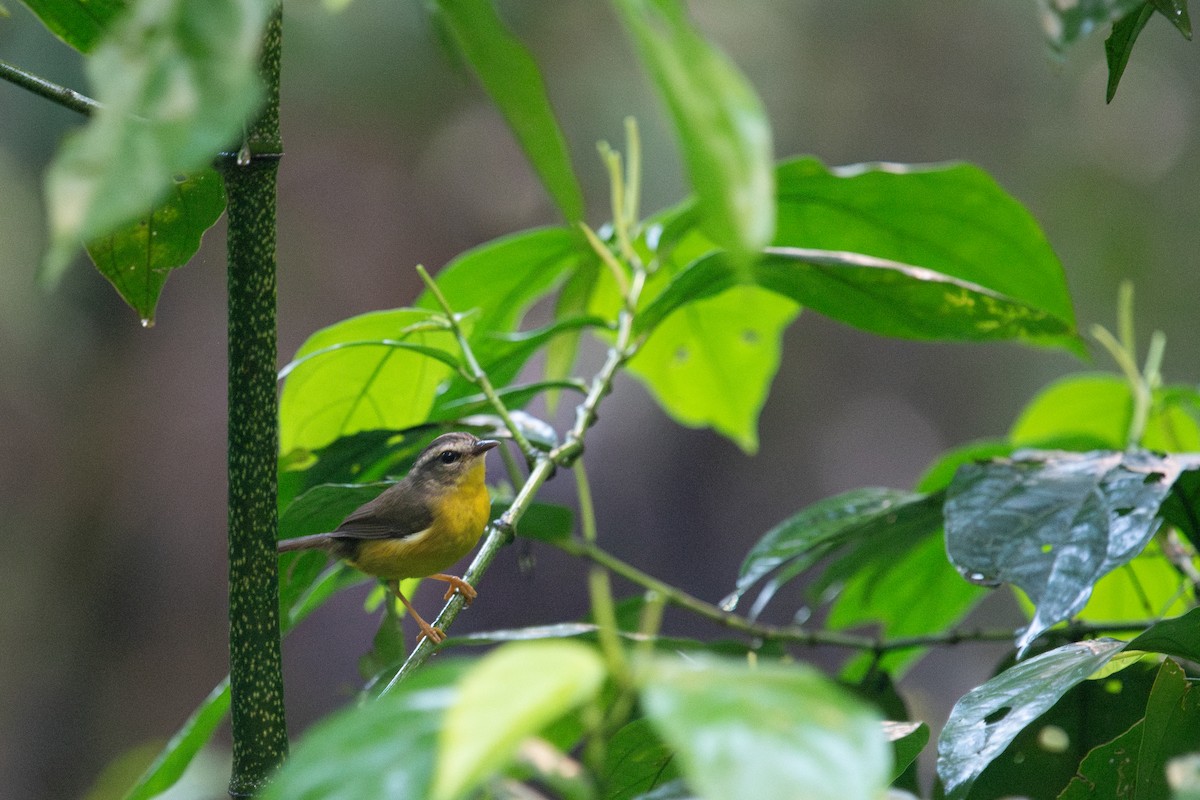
[629,283,798,453]
[937,639,1128,799]
[945,449,1200,652]
[86,168,225,325]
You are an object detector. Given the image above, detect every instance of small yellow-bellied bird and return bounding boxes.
[278,432,499,643]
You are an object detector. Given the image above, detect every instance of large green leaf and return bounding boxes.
[969,658,1159,800]
[416,227,587,353]
[431,641,605,800]
[85,167,225,325]
[639,655,890,800]
[1011,373,1200,452]
[641,247,1078,349]
[20,0,126,52]
[1125,606,1200,663]
[429,1,584,222]
[1104,5,1157,102]
[278,309,459,455]
[613,0,775,261]
[43,0,271,282]
[937,639,1128,800]
[1059,659,1200,800]
[774,158,1076,325]
[628,283,798,453]
[120,679,230,800]
[723,487,919,616]
[945,449,1200,652]
[264,662,467,800]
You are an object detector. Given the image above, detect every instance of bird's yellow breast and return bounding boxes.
[348,460,490,580]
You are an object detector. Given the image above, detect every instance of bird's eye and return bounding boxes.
[439,450,460,465]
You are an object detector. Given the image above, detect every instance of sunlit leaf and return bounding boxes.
[945,449,1200,651]
[86,168,225,325]
[613,0,774,260]
[278,309,459,454]
[417,227,586,344]
[1125,606,1200,663]
[629,284,798,453]
[43,0,271,282]
[429,0,584,221]
[937,639,1127,800]
[432,641,605,800]
[639,655,890,800]
[1010,373,1200,452]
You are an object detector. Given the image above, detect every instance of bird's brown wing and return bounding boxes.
[331,481,434,541]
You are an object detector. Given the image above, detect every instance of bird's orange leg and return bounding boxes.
[388,581,445,644]
[429,573,477,605]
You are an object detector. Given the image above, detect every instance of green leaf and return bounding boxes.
[1037,0,1147,52]
[43,0,271,282]
[120,678,230,800]
[264,661,467,800]
[936,638,1128,800]
[639,655,890,800]
[629,283,798,453]
[19,0,126,52]
[774,158,1077,329]
[85,168,225,325]
[1011,373,1200,452]
[1125,606,1200,662]
[973,658,1159,800]
[826,510,984,678]
[603,719,681,800]
[1151,0,1192,38]
[278,309,459,454]
[1059,659,1200,800]
[279,482,389,542]
[724,487,918,616]
[432,641,605,800]
[418,227,586,343]
[884,721,929,783]
[1059,719,1146,800]
[1105,5,1156,102]
[944,449,1200,651]
[613,0,775,260]
[430,0,584,222]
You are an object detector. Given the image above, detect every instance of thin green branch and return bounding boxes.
[383,133,651,690]
[555,537,1162,653]
[0,58,100,116]
[416,264,538,461]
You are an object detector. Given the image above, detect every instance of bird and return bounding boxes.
[278,431,500,644]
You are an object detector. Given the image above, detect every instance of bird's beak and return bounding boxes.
[473,439,501,455]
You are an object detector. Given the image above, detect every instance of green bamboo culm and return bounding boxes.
[221,4,288,797]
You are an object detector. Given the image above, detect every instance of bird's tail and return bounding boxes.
[278,532,338,553]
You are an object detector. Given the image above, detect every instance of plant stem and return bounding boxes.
[416,264,538,461]
[222,5,288,797]
[0,58,100,116]
[555,537,1161,652]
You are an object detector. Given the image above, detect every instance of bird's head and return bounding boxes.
[410,431,500,489]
